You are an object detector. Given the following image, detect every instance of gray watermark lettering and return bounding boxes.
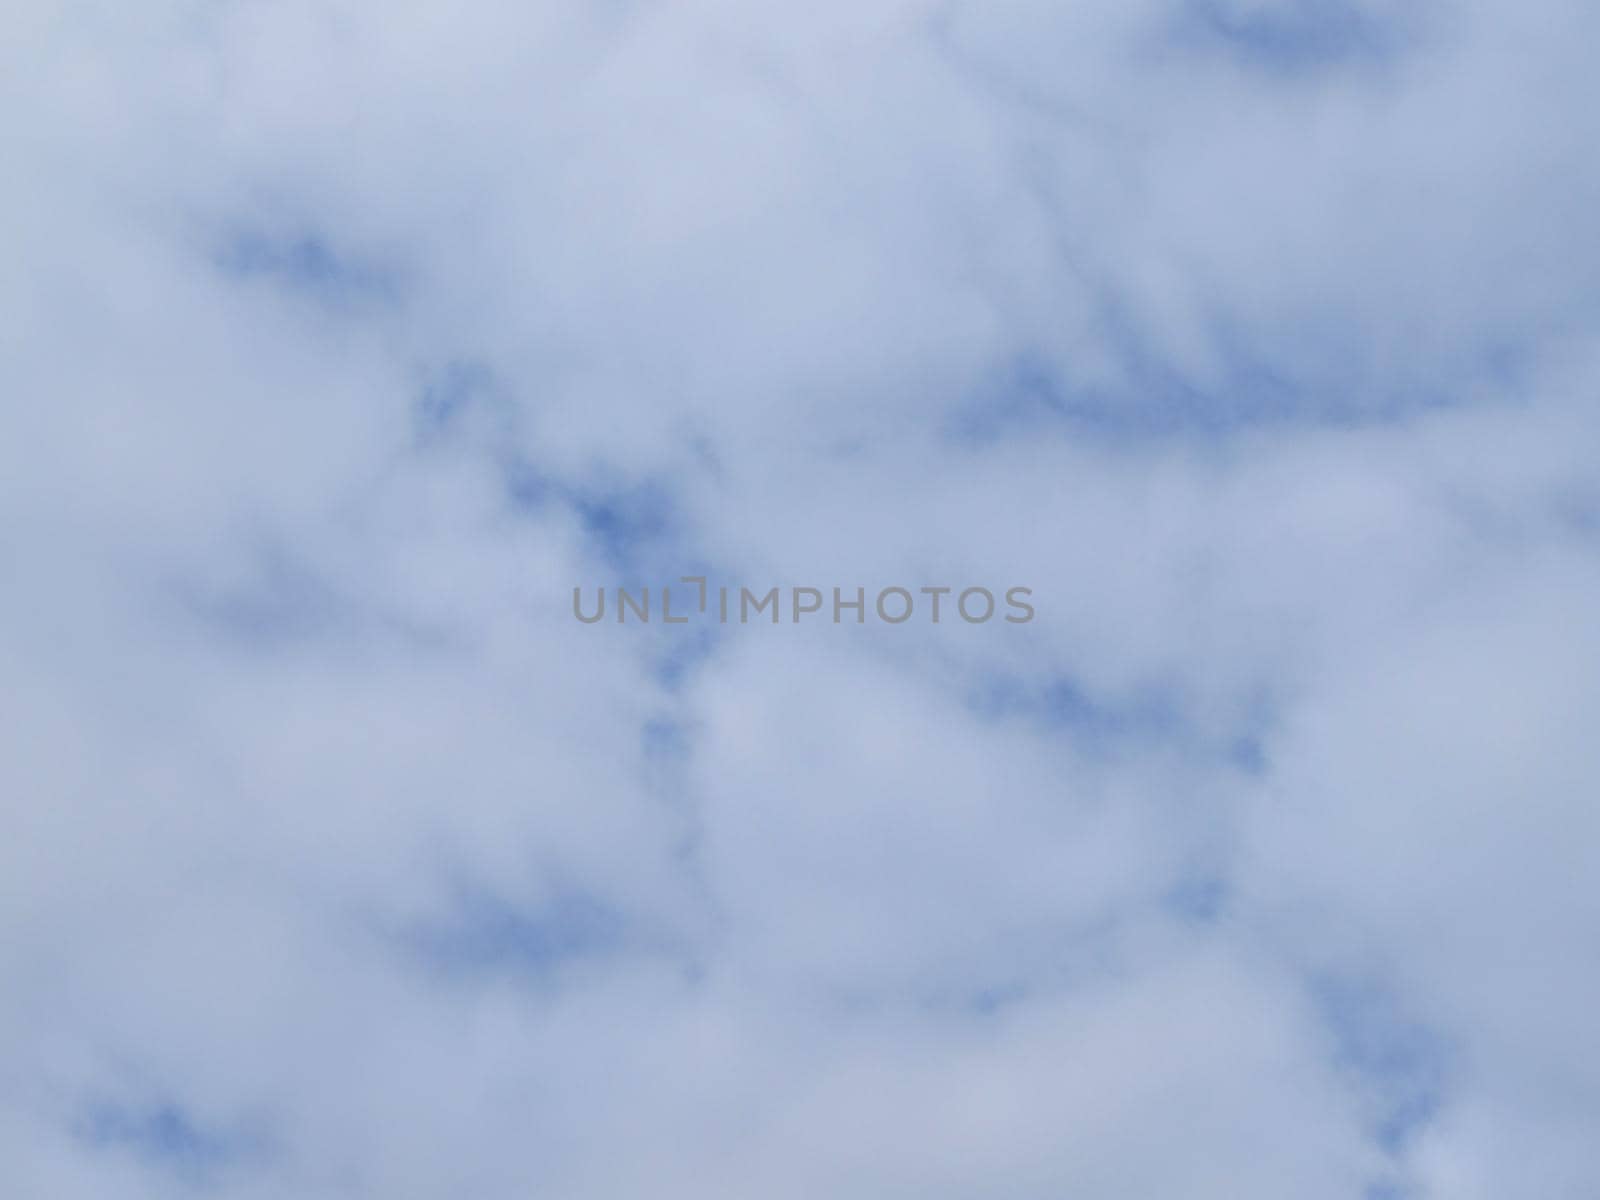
[1005,586,1035,623]
[958,586,994,624]
[742,586,780,623]
[572,581,1036,626]
[792,587,823,622]
[876,587,914,624]
[618,587,650,623]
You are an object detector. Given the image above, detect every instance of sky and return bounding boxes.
[3,1,1600,1196]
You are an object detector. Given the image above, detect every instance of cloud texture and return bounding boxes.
[4,1,1600,1196]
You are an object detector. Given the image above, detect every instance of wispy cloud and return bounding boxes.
[4,1,1599,1196]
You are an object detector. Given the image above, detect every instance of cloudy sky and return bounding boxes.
[4,0,1600,1196]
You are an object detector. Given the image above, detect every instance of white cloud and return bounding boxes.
[4,0,1599,1194]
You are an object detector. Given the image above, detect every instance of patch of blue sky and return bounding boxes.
[966,669,1191,753]
[945,318,1306,447]
[76,1098,259,1183]
[1163,871,1231,923]
[946,253,1552,448]
[398,881,628,984]
[178,542,348,648]
[501,461,684,575]
[1311,973,1452,1156]
[557,481,735,686]
[1170,0,1409,73]
[414,358,498,441]
[568,479,681,573]
[213,225,400,309]
[965,669,1279,801]
[650,618,723,690]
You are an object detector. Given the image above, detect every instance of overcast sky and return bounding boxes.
[4,1,1600,1196]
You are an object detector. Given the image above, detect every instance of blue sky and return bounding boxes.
[4,1,1600,1196]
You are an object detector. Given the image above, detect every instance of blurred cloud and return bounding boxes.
[4,0,1599,1195]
